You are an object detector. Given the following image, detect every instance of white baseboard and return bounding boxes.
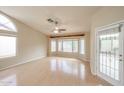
[0,56,46,71]
[91,69,97,75]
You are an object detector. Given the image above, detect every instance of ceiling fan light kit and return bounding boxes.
[55,27,59,30]
[53,30,59,34]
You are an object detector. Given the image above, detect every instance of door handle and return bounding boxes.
[119,54,122,57]
[119,58,124,61]
[119,59,123,61]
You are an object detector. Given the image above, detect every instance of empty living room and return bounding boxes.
[0,5,124,87]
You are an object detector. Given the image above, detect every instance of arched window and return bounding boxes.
[0,14,16,31]
[0,14,17,58]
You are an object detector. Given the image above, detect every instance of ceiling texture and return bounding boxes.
[0,6,101,36]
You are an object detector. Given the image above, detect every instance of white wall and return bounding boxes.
[90,7,124,74]
[0,12,48,69]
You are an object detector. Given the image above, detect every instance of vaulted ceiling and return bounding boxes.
[0,6,101,36]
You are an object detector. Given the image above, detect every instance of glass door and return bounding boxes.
[97,24,124,85]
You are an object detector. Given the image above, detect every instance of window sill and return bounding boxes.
[0,55,16,60]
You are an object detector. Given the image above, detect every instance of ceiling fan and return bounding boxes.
[47,18,66,34]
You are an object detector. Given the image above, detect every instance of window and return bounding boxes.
[63,40,73,52]
[73,40,78,52]
[0,14,17,58]
[80,39,85,54]
[50,38,84,54]
[51,40,56,52]
[100,33,119,54]
[57,39,78,53]
[58,40,62,51]
[0,36,16,58]
[0,14,16,31]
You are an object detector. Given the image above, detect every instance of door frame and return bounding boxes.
[95,20,124,85]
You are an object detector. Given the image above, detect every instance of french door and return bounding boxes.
[96,23,124,85]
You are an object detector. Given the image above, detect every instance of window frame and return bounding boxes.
[0,31,17,59]
[50,39,57,52]
[0,14,16,32]
[79,38,85,55]
[50,38,85,55]
[62,39,73,52]
[58,39,63,52]
[72,39,78,53]
[57,38,79,53]
[0,14,17,59]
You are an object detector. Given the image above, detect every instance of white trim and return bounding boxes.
[120,24,124,85]
[96,20,124,31]
[0,12,17,32]
[0,56,46,71]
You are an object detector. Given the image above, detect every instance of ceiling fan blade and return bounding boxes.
[59,29,66,31]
